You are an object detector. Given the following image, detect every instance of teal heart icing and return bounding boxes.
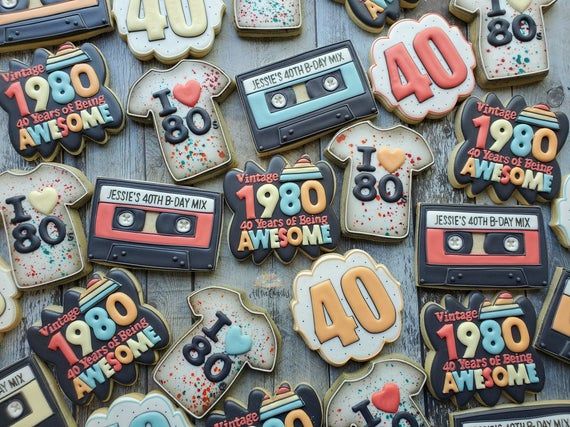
[224,325,253,355]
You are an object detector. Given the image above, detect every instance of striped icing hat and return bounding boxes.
[516,104,560,130]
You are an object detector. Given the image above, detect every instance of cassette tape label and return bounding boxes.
[88,178,223,271]
[242,47,353,94]
[417,204,549,289]
[0,365,34,398]
[236,41,377,155]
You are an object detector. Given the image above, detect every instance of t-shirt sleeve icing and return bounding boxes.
[127,71,156,116]
[327,129,355,162]
[44,164,89,205]
[408,131,434,171]
[451,0,480,13]
[246,311,277,370]
[201,63,229,98]
[534,0,556,6]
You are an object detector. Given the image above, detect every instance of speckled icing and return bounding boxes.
[128,61,234,184]
[0,163,92,289]
[235,0,301,30]
[325,357,429,426]
[291,250,403,366]
[450,0,554,83]
[0,260,20,334]
[86,391,193,427]
[326,121,433,241]
[369,13,476,123]
[153,287,278,419]
[113,0,225,62]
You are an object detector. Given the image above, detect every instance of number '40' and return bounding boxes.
[127,0,208,40]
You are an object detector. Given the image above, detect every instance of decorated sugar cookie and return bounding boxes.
[325,356,429,426]
[0,43,124,162]
[236,41,378,156]
[0,0,112,53]
[153,286,279,419]
[421,292,545,407]
[448,94,569,204]
[0,259,21,338]
[27,269,171,405]
[86,391,193,427]
[326,121,433,241]
[88,178,223,272]
[449,400,570,427]
[0,356,76,426]
[333,0,420,33]
[224,155,340,265]
[535,267,570,363]
[416,204,549,289]
[291,250,403,366]
[550,175,570,248]
[234,0,302,37]
[369,13,476,124]
[112,0,225,63]
[206,382,322,427]
[449,0,557,88]
[0,163,93,290]
[128,60,235,184]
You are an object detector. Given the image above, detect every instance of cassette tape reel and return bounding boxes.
[88,178,223,272]
[416,204,549,289]
[0,0,112,52]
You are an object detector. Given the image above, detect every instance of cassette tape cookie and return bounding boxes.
[0,0,113,52]
[88,178,223,272]
[236,41,378,156]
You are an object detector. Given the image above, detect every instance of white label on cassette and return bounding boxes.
[242,47,353,94]
[463,414,570,427]
[0,365,34,399]
[425,211,539,230]
[99,186,215,213]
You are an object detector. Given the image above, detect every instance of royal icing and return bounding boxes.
[369,13,476,124]
[112,0,225,63]
[291,249,403,366]
[421,292,545,407]
[235,40,378,156]
[334,0,420,33]
[206,383,322,427]
[326,121,433,241]
[449,0,557,87]
[416,204,549,289]
[449,94,569,204]
[449,401,570,427]
[88,178,223,272]
[550,175,570,248]
[153,286,279,419]
[0,356,76,426]
[86,391,193,427]
[127,60,235,184]
[27,269,171,405]
[325,356,429,427]
[234,0,302,36]
[0,163,92,290]
[0,42,124,162]
[224,155,340,264]
[535,267,570,363]
[0,260,20,338]
[0,0,112,53]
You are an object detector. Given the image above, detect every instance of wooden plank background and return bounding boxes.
[0,1,569,425]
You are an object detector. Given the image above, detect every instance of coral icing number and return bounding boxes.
[48,292,138,379]
[5,64,100,117]
[486,0,538,47]
[385,27,468,102]
[472,115,558,163]
[312,266,396,346]
[126,0,207,40]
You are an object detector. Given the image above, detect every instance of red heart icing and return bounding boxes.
[173,80,202,107]
[371,383,401,414]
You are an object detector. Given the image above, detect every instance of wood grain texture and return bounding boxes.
[0,1,568,426]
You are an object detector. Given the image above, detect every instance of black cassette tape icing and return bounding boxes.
[88,178,223,272]
[236,40,378,156]
[416,204,549,289]
[0,0,112,52]
[0,356,74,426]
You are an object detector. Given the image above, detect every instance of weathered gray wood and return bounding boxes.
[0,1,568,426]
